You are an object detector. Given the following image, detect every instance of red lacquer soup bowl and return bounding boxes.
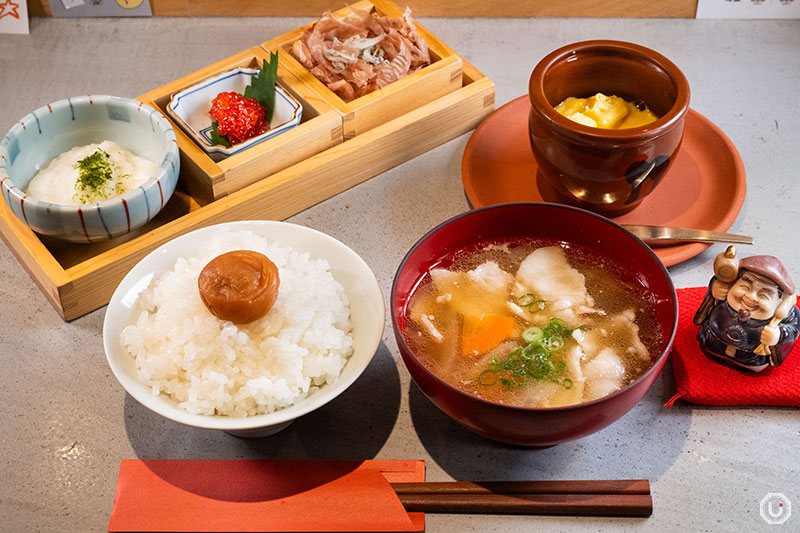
[391,203,678,446]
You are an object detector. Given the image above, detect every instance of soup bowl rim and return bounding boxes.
[390,201,679,413]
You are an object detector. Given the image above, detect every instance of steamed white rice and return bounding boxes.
[120,228,353,417]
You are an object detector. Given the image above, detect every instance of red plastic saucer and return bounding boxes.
[462,96,747,267]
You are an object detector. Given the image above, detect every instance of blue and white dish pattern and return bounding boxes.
[167,67,303,160]
[0,95,180,243]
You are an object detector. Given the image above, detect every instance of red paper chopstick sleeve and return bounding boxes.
[108,460,425,532]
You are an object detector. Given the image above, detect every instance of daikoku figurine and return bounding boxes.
[694,246,799,372]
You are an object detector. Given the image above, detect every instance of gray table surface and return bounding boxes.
[1,15,799,533]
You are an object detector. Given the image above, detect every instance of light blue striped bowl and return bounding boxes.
[0,95,180,243]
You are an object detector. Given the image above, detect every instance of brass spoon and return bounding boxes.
[622,225,753,245]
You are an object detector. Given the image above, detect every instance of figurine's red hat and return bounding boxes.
[739,255,795,295]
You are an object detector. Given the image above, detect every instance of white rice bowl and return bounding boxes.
[119,228,354,417]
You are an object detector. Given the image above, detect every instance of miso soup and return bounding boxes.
[402,239,661,408]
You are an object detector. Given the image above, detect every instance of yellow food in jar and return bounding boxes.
[555,93,658,129]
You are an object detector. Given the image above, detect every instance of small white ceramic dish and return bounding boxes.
[167,68,303,161]
[103,220,384,438]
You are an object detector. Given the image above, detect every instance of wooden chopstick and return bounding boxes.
[396,493,652,516]
[391,479,650,495]
[390,480,652,517]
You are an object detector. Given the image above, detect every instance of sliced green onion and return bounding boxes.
[478,369,498,386]
[518,293,546,312]
[521,326,543,343]
[545,336,564,351]
[525,359,545,379]
[548,318,566,334]
[563,378,573,390]
[520,344,533,358]
[528,302,545,314]
[517,293,536,306]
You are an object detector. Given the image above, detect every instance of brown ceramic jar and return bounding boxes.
[528,40,690,217]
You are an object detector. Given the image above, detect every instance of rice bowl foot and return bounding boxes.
[225,420,294,438]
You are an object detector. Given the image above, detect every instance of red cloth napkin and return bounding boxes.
[668,287,800,406]
[108,460,425,532]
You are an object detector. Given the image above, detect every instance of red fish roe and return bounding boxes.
[209,92,269,145]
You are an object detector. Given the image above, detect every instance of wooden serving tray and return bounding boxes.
[0,60,494,321]
[264,0,464,141]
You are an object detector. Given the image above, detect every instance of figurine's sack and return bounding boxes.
[668,287,800,406]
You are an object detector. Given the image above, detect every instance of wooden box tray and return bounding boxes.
[0,60,494,321]
[263,0,463,141]
[138,46,344,204]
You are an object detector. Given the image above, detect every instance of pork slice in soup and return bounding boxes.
[403,242,660,408]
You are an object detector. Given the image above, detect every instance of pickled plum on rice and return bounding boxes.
[404,243,661,408]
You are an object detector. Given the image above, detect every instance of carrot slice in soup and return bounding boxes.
[461,315,515,356]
